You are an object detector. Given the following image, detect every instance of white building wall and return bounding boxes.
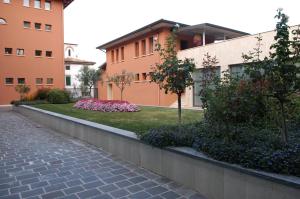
[177,26,299,108]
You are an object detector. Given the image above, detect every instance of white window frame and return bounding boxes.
[16,49,25,56]
[3,0,11,4]
[34,0,41,9]
[45,0,51,10]
[23,0,30,7]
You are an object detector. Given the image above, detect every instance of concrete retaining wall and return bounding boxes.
[14,105,300,199]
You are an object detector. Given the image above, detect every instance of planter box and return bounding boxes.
[14,105,300,199]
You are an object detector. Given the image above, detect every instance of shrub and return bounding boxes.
[47,89,70,104]
[142,123,300,177]
[35,88,51,100]
[73,99,139,112]
[11,100,49,106]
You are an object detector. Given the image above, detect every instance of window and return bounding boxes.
[65,65,70,70]
[135,73,140,81]
[23,21,31,28]
[18,78,25,84]
[142,73,147,80]
[134,42,139,57]
[4,48,12,55]
[16,49,24,56]
[68,49,71,57]
[35,23,41,30]
[46,78,53,84]
[116,49,119,62]
[5,78,13,85]
[65,76,71,86]
[46,51,52,57]
[141,40,146,55]
[36,78,43,84]
[149,37,154,54]
[45,24,52,31]
[45,0,51,10]
[0,18,7,25]
[35,50,42,57]
[111,50,114,63]
[121,47,124,61]
[23,0,30,7]
[3,0,10,3]
[34,0,41,8]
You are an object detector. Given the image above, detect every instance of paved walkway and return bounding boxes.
[0,112,205,199]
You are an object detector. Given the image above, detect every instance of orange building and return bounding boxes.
[0,0,73,104]
[97,19,248,106]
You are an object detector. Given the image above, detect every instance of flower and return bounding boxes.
[73,98,140,112]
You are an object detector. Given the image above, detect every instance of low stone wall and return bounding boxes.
[0,105,12,112]
[14,105,300,199]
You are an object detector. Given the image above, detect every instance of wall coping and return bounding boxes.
[19,105,300,189]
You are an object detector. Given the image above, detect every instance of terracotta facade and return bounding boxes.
[0,0,69,104]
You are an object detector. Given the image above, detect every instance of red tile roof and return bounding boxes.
[63,0,74,8]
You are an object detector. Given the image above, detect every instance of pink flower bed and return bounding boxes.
[73,99,140,112]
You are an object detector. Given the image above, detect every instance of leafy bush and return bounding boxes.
[35,88,51,100]
[73,99,140,112]
[141,125,198,147]
[11,100,49,106]
[142,123,300,177]
[47,89,70,104]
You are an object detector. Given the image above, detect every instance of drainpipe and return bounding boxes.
[202,31,206,46]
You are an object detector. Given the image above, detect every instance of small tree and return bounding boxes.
[15,84,30,100]
[200,53,219,109]
[108,70,133,101]
[150,27,196,124]
[243,9,300,143]
[77,66,102,97]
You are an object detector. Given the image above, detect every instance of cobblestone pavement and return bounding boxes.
[0,112,206,199]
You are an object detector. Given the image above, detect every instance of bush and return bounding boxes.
[35,88,51,100]
[47,89,70,104]
[73,99,140,112]
[141,123,300,177]
[11,100,49,106]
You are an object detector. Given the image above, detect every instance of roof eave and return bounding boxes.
[96,19,189,50]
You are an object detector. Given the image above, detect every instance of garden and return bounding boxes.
[15,9,300,177]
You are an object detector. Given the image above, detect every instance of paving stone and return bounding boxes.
[98,184,119,192]
[0,112,204,199]
[115,180,133,188]
[10,185,30,193]
[66,179,83,187]
[30,181,49,189]
[63,185,84,195]
[146,186,168,195]
[161,191,180,199]
[139,181,158,188]
[128,176,147,184]
[59,194,79,199]
[0,194,20,199]
[110,189,130,198]
[81,175,98,183]
[129,191,152,199]
[83,180,104,189]
[0,189,9,196]
[126,184,144,193]
[77,188,101,198]
[21,188,44,198]
[45,183,67,192]
[41,190,65,199]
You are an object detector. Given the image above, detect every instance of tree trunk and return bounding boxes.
[177,93,182,124]
[279,101,288,144]
[89,86,92,97]
[120,89,123,101]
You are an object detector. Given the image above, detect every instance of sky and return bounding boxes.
[64,0,300,67]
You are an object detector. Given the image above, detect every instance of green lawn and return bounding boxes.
[32,103,202,135]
